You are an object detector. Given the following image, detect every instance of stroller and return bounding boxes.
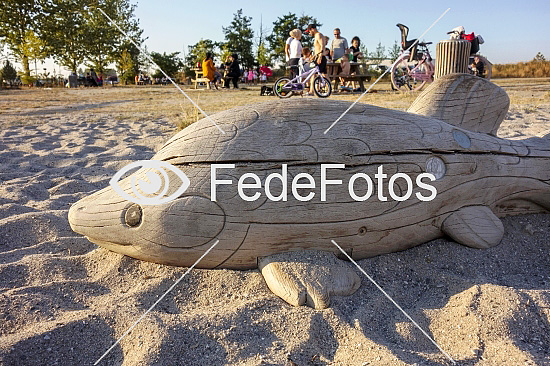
[447,26,484,55]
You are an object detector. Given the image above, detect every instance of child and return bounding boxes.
[260,70,267,83]
[338,54,351,90]
[247,68,254,84]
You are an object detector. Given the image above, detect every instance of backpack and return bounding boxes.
[461,32,475,41]
[260,85,274,96]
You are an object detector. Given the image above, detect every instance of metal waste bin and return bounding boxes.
[434,39,471,79]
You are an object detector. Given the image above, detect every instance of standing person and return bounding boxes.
[224,54,240,89]
[202,52,221,89]
[288,29,303,80]
[305,24,327,95]
[284,35,293,62]
[330,28,348,61]
[89,68,98,87]
[247,68,254,84]
[349,36,364,62]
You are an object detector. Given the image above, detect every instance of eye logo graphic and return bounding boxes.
[110,160,190,205]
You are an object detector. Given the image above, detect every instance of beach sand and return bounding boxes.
[0,80,549,365]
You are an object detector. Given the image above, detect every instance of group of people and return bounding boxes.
[242,66,271,85]
[202,53,273,89]
[286,24,364,94]
[65,69,103,88]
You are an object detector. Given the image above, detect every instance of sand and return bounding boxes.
[0,80,549,366]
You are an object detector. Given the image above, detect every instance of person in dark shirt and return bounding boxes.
[471,56,485,77]
[224,54,240,89]
[349,36,364,62]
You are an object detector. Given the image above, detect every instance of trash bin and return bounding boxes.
[434,39,471,79]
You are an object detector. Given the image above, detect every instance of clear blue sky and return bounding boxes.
[134,0,549,64]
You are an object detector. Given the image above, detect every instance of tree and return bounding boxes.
[116,47,138,84]
[0,60,17,83]
[41,0,90,73]
[388,41,401,61]
[85,0,143,75]
[185,39,219,68]
[255,15,270,66]
[41,0,143,75]
[266,13,321,62]
[369,42,386,63]
[222,9,254,68]
[534,52,546,62]
[150,51,183,78]
[0,0,47,80]
[257,42,270,66]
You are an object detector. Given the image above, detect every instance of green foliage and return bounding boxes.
[86,0,142,74]
[0,0,47,77]
[388,41,401,61]
[40,0,142,74]
[265,13,320,62]
[150,51,183,78]
[0,60,17,82]
[185,39,220,68]
[41,0,93,72]
[369,42,386,63]
[222,9,254,68]
[117,48,135,83]
[256,42,270,66]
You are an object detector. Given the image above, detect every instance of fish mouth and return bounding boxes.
[68,186,134,247]
[84,236,131,247]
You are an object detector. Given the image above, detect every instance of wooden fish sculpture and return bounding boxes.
[69,74,550,308]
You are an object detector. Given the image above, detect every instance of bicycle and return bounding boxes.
[273,61,332,98]
[390,23,435,91]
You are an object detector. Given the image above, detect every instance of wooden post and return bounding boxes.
[434,39,471,79]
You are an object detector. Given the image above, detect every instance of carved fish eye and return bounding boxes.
[358,226,367,236]
[125,204,142,227]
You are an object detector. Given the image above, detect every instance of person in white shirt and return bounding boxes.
[288,29,303,80]
[285,36,293,62]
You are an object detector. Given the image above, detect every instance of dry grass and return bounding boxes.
[493,60,550,78]
[0,78,548,130]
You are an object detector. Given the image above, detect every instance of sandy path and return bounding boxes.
[0,85,549,366]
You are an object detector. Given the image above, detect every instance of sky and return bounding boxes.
[6,0,550,75]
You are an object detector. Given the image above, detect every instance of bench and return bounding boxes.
[192,77,211,89]
[333,74,372,92]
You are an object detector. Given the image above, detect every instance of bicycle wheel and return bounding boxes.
[313,76,332,98]
[391,59,430,92]
[409,62,430,91]
[391,57,413,91]
[274,77,293,98]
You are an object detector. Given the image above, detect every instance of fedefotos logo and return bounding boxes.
[211,164,437,202]
[110,161,437,205]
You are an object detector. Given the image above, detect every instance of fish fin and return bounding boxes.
[258,250,361,309]
[442,205,504,249]
[407,73,509,136]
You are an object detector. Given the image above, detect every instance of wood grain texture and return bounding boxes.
[407,73,509,135]
[258,250,361,309]
[434,40,471,79]
[68,77,550,269]
[441,206,504,249]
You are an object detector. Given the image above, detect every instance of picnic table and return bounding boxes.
[191,68,211,89]
[325,62,371,92]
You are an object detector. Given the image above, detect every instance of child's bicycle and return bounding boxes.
[273,61,332,98]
